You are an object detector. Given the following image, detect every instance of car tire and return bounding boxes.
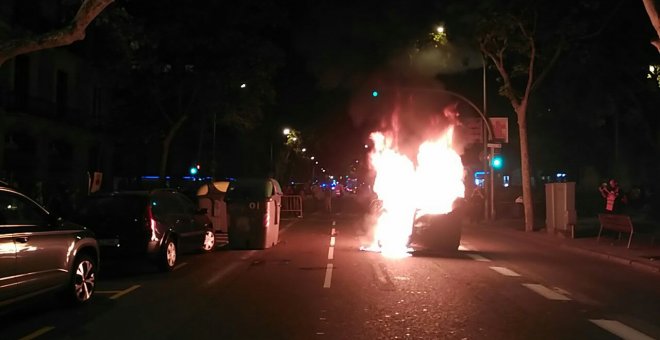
[159,238,177,272]
[201,230,215,252]
[64,254,97,305]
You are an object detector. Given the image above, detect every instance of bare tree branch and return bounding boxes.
[642,0,660,53]
[0,0,114,66]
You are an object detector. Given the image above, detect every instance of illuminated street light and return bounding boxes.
[436,25,444,33]
[650,65,656,73]
[310,156,315,160]
[364,144,369,149]
[283,128,291,135]
[302,148,307,152]
[315,161,319,165]
[240,83,247,88]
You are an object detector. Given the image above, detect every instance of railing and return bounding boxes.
[282,195,303,218]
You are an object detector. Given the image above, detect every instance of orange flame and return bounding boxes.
[367,125,465,257]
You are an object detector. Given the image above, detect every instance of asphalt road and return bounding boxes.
[1,212,659,340]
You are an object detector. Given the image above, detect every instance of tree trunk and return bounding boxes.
[158,115,188,182]
[517,107,535,231]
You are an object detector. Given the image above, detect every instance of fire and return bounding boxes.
[367,126,465,257]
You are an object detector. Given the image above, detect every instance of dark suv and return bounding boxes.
[74,189,215,271]
[0,184,99,307]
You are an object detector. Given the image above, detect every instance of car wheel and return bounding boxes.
[159,238,177,272]
[201,230,215,252]
[65,254,96,305]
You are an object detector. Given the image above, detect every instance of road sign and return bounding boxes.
[489,117,509,143]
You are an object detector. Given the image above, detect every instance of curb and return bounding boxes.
[558,243,660,275]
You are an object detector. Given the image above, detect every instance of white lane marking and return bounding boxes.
[371,263,387,284]
[110,285,141,300]
[96,290,122,294]
[458,244,471,251]
[330,236,336,247]
[466,253,491,262]
[331,228,336,235]
[174,262,188,271]
[589,319,655,340]
[328,247,334,260]
[323,264,334,288]
[489,266,521,277]
[522,284,571,301]
[207,262,243,285]
[332,220,336,226]
[19,326,55,340]
[240,250,258,260]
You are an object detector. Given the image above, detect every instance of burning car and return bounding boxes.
[368,198,465,253]
[407,199,466,252]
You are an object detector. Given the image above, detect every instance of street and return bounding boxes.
[1,212,659,340]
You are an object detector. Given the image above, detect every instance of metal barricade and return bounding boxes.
[281,195,303,218]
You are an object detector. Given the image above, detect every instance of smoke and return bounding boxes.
[347,41,483,159]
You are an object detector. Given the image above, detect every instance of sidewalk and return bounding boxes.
[477,218,660,274]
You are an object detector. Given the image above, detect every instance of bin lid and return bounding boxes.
[225,178,280,201]
[197,181,230,197]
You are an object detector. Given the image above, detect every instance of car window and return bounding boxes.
[151,192,184,218]
[174,193,196,215]
[76,195,147,220]
[0,191,48,226]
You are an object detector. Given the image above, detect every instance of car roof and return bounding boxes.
[90,188,179,198]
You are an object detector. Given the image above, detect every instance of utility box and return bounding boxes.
[545,182,577,236]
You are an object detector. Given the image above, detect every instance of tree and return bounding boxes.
[110,0,284,180]
[0,0,113,67]
[445,1,617,231]
[642,0,660,53]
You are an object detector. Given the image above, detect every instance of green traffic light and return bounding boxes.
[189,167,198,175]
[372,90,379,97]
[492,155,503,169]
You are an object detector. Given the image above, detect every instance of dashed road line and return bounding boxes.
[109,285,141,300]
[323,264,334,288]
[240,250,258,260]
[19,326,54,340]
[466,253,491,262]
[174,262,188,271]
[372,262,388,284]
[327,247,334,260]
[489,266,521,277]
[330,236,336,247]
[207,262,243,285]
[589,319,655,340]
[522,283,571,301]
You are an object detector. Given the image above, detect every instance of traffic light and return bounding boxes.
[189,164,200,175]
[371,90,379,97]
[491,155,503,170]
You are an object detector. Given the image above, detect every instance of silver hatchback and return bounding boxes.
[0,185,99,307]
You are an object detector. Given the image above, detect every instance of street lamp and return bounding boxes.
[283,128,291,135]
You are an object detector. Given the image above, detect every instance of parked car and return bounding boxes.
[73,189,215,272]
[0,184,99,307]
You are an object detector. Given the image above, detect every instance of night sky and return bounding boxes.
[7,0,660,189]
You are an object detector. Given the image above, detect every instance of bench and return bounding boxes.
[597,214,634,248]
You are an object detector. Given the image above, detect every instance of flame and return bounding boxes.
[367,125,465,257]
